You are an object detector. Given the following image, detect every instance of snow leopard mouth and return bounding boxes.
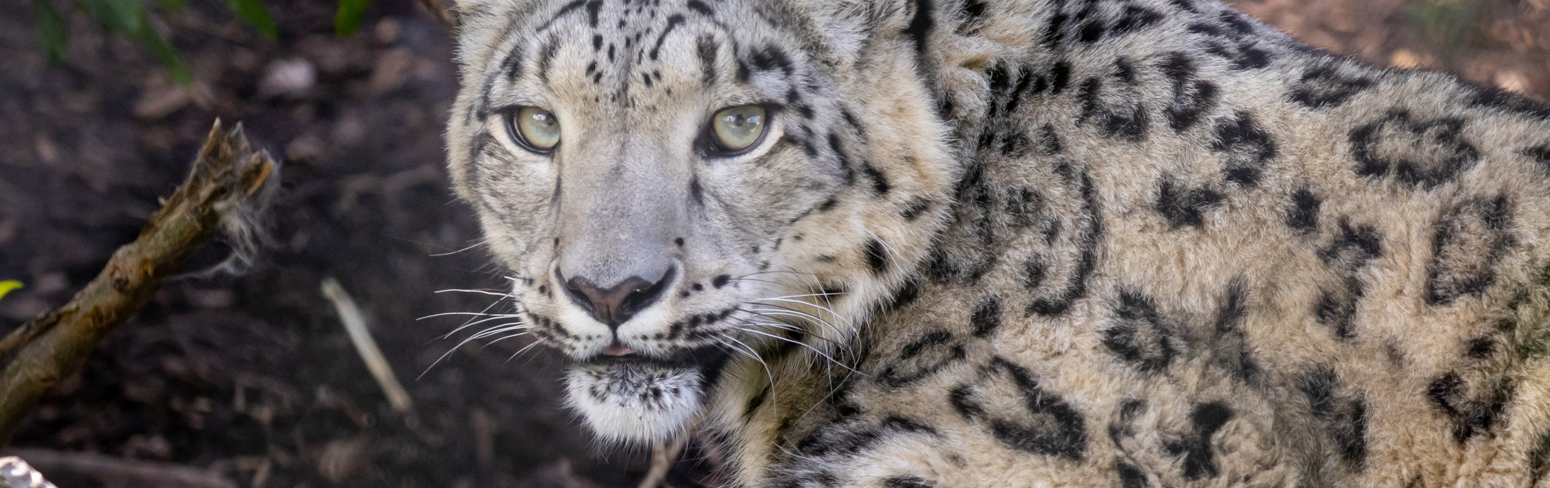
[564,344,734,441]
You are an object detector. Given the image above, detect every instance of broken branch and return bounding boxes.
[0,121,278,446]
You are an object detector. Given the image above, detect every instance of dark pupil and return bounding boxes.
[726,113,756,128]
[531,112,554,128]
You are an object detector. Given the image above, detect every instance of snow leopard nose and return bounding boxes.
[560,268,675,328]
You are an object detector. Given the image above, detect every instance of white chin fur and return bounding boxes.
[565,364,703,442]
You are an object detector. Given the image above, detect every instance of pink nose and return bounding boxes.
[560,268,674,328]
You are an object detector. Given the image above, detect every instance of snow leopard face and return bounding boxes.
[446,0,954,442]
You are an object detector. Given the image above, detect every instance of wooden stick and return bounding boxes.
[321,277,414,413]
[0,121,278,446]
[416,0,456,29]
[5,449,236,488]
[639,433,688,488]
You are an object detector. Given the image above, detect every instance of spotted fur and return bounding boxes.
[446,0,1550,486]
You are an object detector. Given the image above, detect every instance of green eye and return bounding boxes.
[506,106,561,153]
[708,105,768,154]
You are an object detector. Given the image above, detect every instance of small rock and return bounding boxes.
[259,58,317,98]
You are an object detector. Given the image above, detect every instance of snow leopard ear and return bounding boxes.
[805,0,932,68]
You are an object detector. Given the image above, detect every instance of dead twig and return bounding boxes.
[5,449,236,488]
[321,277,414,413]
[416,0,456,29]
[639,434,688,488]
[0,121,278,446]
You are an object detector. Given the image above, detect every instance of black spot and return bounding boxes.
[1165,402,1232,480]
[581,0,602,26]
[1211,279,1258,384]
[863,163,891,195]
[1470,86,1550,120]
[1023,258,1046,291]
[537,0,589,31]
[884,475,935,488]
[1219,10,1256,36]
[901,197,932,221]
[1051,62,1071,94]
[1042,10,1068,47]
[1315,220,1382,339]
[878,330,965,388]
[971,295,1002,337]
[1211,111,1277,186]
[499,43,525,82]
[1077,78,1149,142]
[1427,373,1512,443]
[648,14,685,61]
[1156,179,1222,228]
[881,415,939,436]
[1315,289,1359,340]
[1117,462,1148,488]
[743,385,770,419]
[1426,195,1513,305]
[1230,46,1272,70]
[1466,336,1496,359]
[962,0,987,19]
[536,38,560,84]
[949,384,983,419]
[1288,188,1322,231]
[865,239,889,274]
[1026,170,1103,317]
[885,278,921,311]
[795,426,881,457]
[1351,110,1479,189]
[686,0,714,17]
[1530,429,1550,482]
[904,0,935,62]
[1079,19,1104,43]
[1111,6,1163,37]
[712,275,731,288]
[689,176,704,205]
[1103,290,1176,373]
[1298,368,1368,469]
[829,132,856,186]
[1161,53,1219,132]
[1526,145,1550,170]
[1290,63,1375,108]
[749,45,794,76]
[962,358,1089,460]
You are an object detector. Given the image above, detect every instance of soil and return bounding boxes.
[0,0,1545,487]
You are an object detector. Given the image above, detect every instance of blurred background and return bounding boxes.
[0,0,1546,486]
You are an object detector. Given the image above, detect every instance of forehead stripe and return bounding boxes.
[649,14,687,61]
[536,0,589,32]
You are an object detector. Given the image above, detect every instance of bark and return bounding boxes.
[0,121,278,446]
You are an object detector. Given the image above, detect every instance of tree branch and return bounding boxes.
[0,121,278,446]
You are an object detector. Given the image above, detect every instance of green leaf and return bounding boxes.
[78,0,145,34]
[156,0,187,12]
[32,0,68,64]
[128,12,192,85]
[224,0,278,39]
[335,0,371,36]
[0,281,22,302]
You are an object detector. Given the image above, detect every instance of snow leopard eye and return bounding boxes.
[705,105,768,156]
[505,106,561,154]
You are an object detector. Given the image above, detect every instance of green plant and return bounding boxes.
[0,281,21,302]
[1403,0,1484,68]
[30,0,377,84]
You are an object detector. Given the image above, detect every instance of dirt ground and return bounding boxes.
[0,0,1546,487]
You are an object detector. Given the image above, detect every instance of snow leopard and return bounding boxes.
[443,0,1550,485]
